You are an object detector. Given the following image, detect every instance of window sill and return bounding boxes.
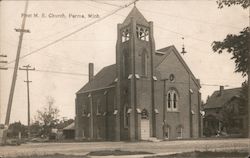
[166,110,180,113]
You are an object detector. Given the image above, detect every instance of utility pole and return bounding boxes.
[1,0,30,144]
[19,64,35,139]
[0,54,8,70]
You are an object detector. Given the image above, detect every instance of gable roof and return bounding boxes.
[155,45,201,88]
[76,64,116,94]
[76,46,201,94]
[123,6,148,26]
[63,122,75,130]
[204,87,242,109]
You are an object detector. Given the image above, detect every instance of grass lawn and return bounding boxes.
[4,150,153,158]
[4,150,249,158]
[4,153,86,158]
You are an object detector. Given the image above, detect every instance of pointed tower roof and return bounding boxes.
[122,6,148,26]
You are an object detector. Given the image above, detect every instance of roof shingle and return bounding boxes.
[204,87,242,109]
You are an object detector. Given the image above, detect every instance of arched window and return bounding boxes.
[141,51,147,76]
[166,89,179,111]
[122,28,130,42]
[122,51,129,78]
[136,25,149,41]
[124,104,129,128]
[173,93,177,109]
[167,92,171,110]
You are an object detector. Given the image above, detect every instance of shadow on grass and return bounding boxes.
[146,151,249,158]
[87,149,153,156]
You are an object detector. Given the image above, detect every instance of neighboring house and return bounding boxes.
[63,122,75,139]
[75,6,202,141]
[203,86,247,137]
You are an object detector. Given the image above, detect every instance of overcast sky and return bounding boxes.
[0,0,248,124]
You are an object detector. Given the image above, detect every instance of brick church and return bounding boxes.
[75,6,202,141]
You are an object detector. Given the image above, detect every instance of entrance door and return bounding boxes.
[140,109,150,140]
[141,119,150,140]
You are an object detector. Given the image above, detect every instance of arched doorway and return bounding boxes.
[141,109,150,140]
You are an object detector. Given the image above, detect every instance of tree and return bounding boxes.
[212,27,249,76]
[216,0,250,9]
[212,0,249,76]
[212,0,249,137]
[7,122,27,138]
[35,96,60,137]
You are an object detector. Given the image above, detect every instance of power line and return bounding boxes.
[4,0,137,66]
[34,69,88,76]
[141,8,242,30]
[3,66,242,87]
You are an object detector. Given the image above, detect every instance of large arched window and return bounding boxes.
[124,104,129,128]
[166,89,179,111]
[122,50,129,78]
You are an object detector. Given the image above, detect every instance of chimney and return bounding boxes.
[219,86,224,96]
[89,63,94,82]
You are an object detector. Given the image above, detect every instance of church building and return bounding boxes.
[75,7,202,141]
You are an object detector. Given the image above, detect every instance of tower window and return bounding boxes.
[122,28,130,42]
[122,51,129,78]
[166,89,179,111]
[141,51,148,76]
[96,99,101,115]
[136,26,149,41]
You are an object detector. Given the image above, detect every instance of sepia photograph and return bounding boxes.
[0,0,249,157]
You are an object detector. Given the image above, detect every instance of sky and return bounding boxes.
[0,0,248,125]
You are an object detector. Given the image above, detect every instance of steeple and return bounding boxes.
[122,6,148,26]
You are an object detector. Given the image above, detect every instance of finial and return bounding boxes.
[134,0,138,6]
[181,37,187,55]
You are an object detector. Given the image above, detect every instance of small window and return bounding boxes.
[176,125,183,139]
[169,74,175,82]
[122,28,130,42]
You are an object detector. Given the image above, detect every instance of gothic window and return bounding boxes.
[141,51,148,76]
[82,104,87,116]
[167,93,171,110]
[122,51,129,78]
[136,26,149,41]
[122,28,130,42]
[124,104,129,128]
[166,89,179,111]
[96,99,101,115]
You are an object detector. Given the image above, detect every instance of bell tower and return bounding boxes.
[115,6,156,141]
